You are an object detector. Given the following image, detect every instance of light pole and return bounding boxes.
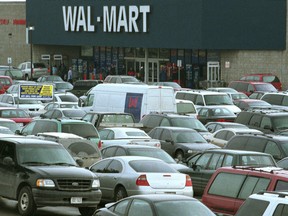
[28,26,35,80]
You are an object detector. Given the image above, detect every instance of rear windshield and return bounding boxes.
[204,95,233,105]
[263,75,280,82]
[129,160,176,172]
[62,123,99,138]
[235,198,269,216]
[57,95,78,102]
[34,63,46,68]
[255,84,277,92]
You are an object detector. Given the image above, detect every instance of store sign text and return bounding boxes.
[62,5,150,33]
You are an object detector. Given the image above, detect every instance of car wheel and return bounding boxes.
[18,186,36,216]
[78,207,96,216]
[175,150,184,162]
[114,186,127,202]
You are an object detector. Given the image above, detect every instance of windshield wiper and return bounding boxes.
[50,162,76,166]
[22,161,50,166]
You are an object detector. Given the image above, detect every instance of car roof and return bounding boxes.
[214,128,263,134]
[203,148,272,156]
[216,166,288,176]
[153,126,197,132]
[102,156,162,162]
[102,145,157,150]
[0,137,59,145]
[36,132,84,139]
[121,194,197,202]
[205,122,247,126]
[178,90,229,95]
[102,127,145,132]
[0,118,15,122]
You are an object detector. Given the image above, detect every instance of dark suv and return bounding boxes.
[224,134,288,161]
[235,108,288,134]
[0,137,102,216]
[139,113,211,140]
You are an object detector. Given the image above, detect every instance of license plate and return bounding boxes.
[71,197,82,204]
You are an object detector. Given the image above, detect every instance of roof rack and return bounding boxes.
[257,191,288,198]
[231,166,283,174]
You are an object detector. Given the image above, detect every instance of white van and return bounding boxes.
[176,99,198,118]
[81,84,176,122]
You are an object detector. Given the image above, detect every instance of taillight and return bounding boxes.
[216,119,227,122]
[185,175,192,187]
[136,174,150,186]
[98,140,102,149]
[155,143,161,148]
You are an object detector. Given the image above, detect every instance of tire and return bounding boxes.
[78,207,97,216]
[18,186,36,216]
[114,186,127,202]
[175,150,184,162]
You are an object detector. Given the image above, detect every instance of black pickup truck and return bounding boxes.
[81,112,143,130]
[69,80,102,98]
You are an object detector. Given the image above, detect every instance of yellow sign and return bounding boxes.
[19,84,54,100]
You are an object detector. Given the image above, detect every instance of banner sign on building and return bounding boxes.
[19,84,54,100]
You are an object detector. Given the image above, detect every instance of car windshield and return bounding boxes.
[272,116,288,131]
[235,197,269,216]
[128,149,176,164]
[125,131,149,137]
[155,200,215,216]
[172,131,207,143]
[55,82,73,90]
[177,103,196,114]
[17,144,76,165]
[231,93,248,100]
[122,77,139,83]
[9,69,23,77]
[62,110,86,118]
[102,114,134,123]
[247,101,271,107]
[171,118,208,132]
[129,160,176,173]
[204,95,233,105]
[57,95,78,102]
[62,123,99,138]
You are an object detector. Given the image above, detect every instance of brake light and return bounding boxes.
[216,119,227,122]
[136,174,150,186]
[185,175,192,186]
[98,140,102,149]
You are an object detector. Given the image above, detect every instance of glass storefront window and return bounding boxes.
[148,48,158,58]
[159,49,169,59]
[136,48,145,58]
[125,48,135,57]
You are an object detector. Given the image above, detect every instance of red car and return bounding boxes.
[228,81,277,96]
[0,75,12,92]
[240,73,282,91]
[202,166,288,215]
[0,107,32,127]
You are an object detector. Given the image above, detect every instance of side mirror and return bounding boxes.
[3,157,15,166]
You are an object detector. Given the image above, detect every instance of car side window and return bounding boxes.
[238,176,270,199]
[33,121,57,134]
[160,129,172,141]
[208,173,246,198]
[114,148,126,156]
[128,199,153,216]
[198,108,208,117]
[226,137,247,149]
[214,131,227,140]
[265,141,281,159]
[51,110,62,119]
[113,199,130,215]
[222,154,233,167]
[206,123,216,132]
[102,147,117,158]
[226,131,235,141]
[21,121,36,135]
[249,114,262,127]
[260,116,272,130]
[0,143,15,163]
[90,159,111,172]
[245,137,266,152]
[195,95,204,106]
[183,93,197,103]
[99,129,110,140]
[207,153,223,170]
[85,94,94,107]
[275,180,288,191]
[273,204,288,216]
[282,96,288,106]
[106,160,123,173]
[196,153,212,169]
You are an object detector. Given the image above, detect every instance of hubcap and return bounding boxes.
[20,193,29,211]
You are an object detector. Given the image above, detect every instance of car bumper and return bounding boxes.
[127,188,193,197]
[32,188,102,207]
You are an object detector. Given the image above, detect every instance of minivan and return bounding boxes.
[202,166,288,215]
[228,81,277,96]
[240,73,282,90]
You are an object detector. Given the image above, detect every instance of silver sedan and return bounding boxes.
[89,156,193,203]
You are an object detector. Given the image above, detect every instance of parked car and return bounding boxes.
[249,91,268,99]
[94,194,215,216]
[226,92,249,101]
[5,82,36,95]
[0,68,24,80]
[151,81,183,91]
[89,156,193,203]
[69,79,102,98]
[18,118,102,149]
[99,127,161,149]
[52,92,79,103]
[224,134,288,161]
[0,118,21,133]
[175,89,241,114]
[228,81,277,96]
[206,87,238,93]
[147,126,219,161]
[103,75,141,84]
[239,73,282,90]
[202,166,288,216]
[175,99,198,118]
[210,128,263,147]
[52,81,74,93]
[100,145,191,173]
[39,108,86,120]
[36,75,63,82]
[184,149,277,195]
[234,108,288,134]
[0,137,102,216]
[197,106,237,124]
[140,113,211,140]
[205,122,249,133]
[261,92,288,107]
[18,62,49,80]
[0,75,12,91]
[82,112,138,130]
[0,107,32,127]
[233,98,272,110]
[34,132,102,167]
[235,191,288,216]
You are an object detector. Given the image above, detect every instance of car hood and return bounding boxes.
[28,166,96,178]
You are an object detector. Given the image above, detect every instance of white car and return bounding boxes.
[99,127,161,148]
[0,118,21,133]
[210,128,263,147]
[53,92,79,103]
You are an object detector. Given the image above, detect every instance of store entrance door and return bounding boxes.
[135,59,159,83]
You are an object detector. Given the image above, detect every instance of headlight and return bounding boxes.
[36,179,55,187]
[92,179,100,188]
[187,150,194,154]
